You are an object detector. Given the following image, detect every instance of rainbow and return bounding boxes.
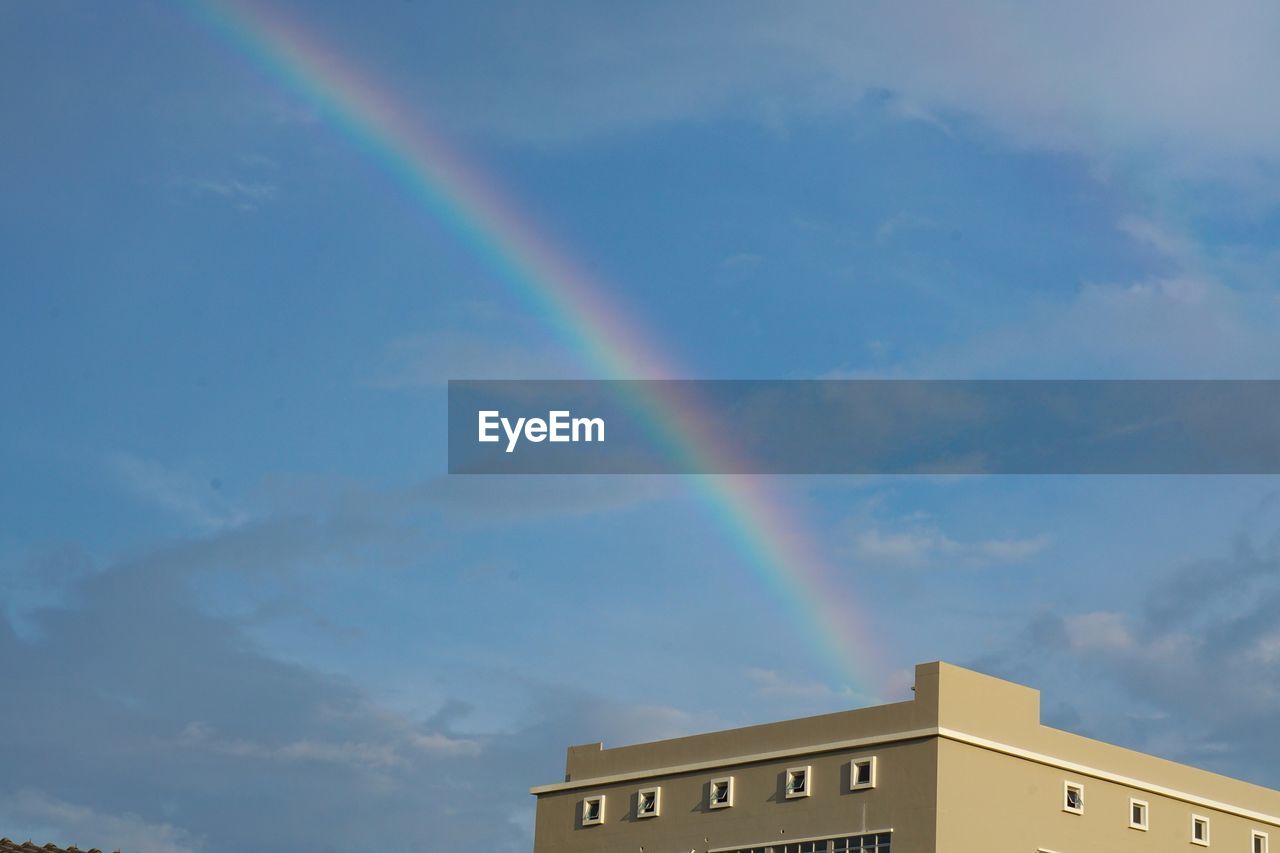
[184,0,888,700]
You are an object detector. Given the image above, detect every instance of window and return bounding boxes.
[709,776,734,809]
[1063,781,1084,814]
[786,765,812,799]
[1253,831,1268,853]
[581,794,604,826]
[1191,814,1210,846]
[850,756,877,791]
[1129,798,1148,830]
[718,832,889,853]
[832,833,891,852]
[636,786,660,818]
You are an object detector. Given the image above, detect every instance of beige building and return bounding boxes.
[530,662,1280,853]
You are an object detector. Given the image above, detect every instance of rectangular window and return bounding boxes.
[786,842,825,853]
[786,765,812,799]
[1191,814,1210,846]
[1129,798,1148,830]
[636,786,660,818]
[832,833,891,852]
[581,794,604,826]
[850,756,877,791]
[709,776,734,809]
[1254,831,1268,853]
[1063,781,1084,814]
[719,832,889,853]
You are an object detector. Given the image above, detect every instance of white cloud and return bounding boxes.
[909,213,1280,379]
[106,453,249,532]
[1063,611,1134,652]
[372,331,577,386]
[874,212,932,245]
[851,524,1050,568]
[1117,216,1196,262]
[718,253,764,279]
[416,475,673,522]
[976,499,1280,784]
[827,210,1280,381]
[0,790,201,853]
[410,732,485,757]
[193,178,277,203]
[380,1,1280,187]
[171,176,279,211]
[746,667,853,701]
[180,719,458,769]
[0,527,709,852]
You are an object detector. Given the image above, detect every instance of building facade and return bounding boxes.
[530,662,1280,853]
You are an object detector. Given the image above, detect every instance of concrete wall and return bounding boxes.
[562,694,936,782]
[532,662,1280,852]
[534,737,938,853]
[937,736,1272,853]
[930,663,1280,853]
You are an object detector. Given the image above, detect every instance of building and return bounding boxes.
[0,840,115,853]
[530,661,1280,853]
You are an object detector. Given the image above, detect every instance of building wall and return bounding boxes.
[533,662,1280,853]
[533,737,939,853]
[561,694,937,782]
[936,734,1279,853]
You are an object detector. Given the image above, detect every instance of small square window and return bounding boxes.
[1129,798,1148,830]
[850,756,877,791]
[709,776,734,809]
[636,786,660,819]
[785,765,812,799]
[581,794,604,826]
[1191,814,1210,846]
[1254,831,1269,853]
[1063,781,1084,814]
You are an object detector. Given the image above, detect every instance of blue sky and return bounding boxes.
[5,1,1280,850]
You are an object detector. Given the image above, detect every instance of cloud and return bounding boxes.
[0,790,200,853]
[356,1,1280,186]
[902,213,1280,379]
[746,667,853,701]
[0,526,699,853]
[992,274,1272,377]
[171,177,279,211]
[414,475,674,522]
[1061,611,1135,652]
[842,502,1050,568]
[1116,216,1196,263]
[874,213,933,245]
[973,493,1280,785]
[717,253,764,280]
[410,731,485,757]
[177,719,481,769]
[372,331,578,387]
[853,526,1049,566]
[106,453,249,532]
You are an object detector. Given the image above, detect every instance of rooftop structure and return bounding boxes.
[530,661,1280,853]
